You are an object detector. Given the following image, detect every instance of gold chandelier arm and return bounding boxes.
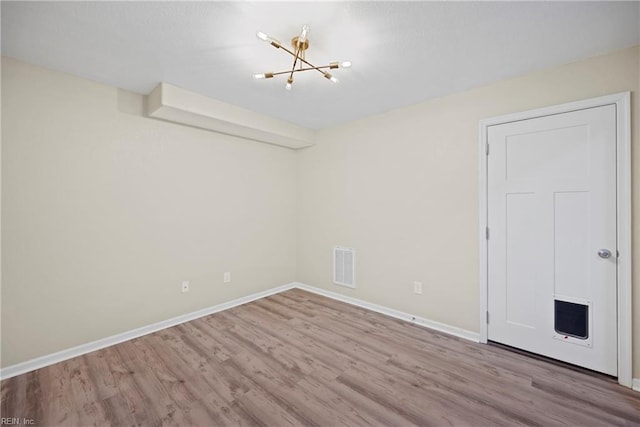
[278,44,327,76]
[270,65,333,77]
[287,45,302,85]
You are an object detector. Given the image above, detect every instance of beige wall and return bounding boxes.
[1,57,297,367]
[2,46,640,379]
[297,46,640,376]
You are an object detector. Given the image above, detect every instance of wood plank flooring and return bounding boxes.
[2,289,639,426]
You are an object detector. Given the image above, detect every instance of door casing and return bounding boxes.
[478,92,632,388]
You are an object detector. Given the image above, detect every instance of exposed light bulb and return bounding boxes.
[299,24,310,42]
[285,82,292,91]
[253,73,266,79]
[256,31,281,47]
[323,72,338,83]
[329,60,352,69]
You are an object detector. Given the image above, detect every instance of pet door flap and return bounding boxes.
[554,299,588,340]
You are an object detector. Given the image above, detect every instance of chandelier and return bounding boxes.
[253,25,351,90]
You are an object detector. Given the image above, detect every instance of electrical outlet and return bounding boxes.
[224,272,231,283]
[413,281,423,295]
[181,281,190,293]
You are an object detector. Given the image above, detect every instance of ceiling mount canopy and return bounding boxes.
[253,25,351,91]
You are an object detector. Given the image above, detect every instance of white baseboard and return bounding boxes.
[0,281,492,380]
[3,280,633,391]
[295,284,640,390]
[0,282,296,380]
[294,282,480,342]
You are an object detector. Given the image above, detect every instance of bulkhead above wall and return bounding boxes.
[147,82,316,149]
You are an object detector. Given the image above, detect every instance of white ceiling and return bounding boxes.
[2,1,639,129]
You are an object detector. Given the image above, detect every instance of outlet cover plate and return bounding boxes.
[413,281,423,294]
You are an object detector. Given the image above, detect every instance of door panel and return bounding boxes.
[505,192,539,329]
[553,191,589,299]
[487,105,617,376]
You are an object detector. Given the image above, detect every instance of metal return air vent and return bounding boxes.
[333,246,355,288]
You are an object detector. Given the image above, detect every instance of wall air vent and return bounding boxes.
[333,246,355,288]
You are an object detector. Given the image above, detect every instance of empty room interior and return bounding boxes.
[2,1,640,425]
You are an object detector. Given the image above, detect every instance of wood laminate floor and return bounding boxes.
[2,289,639,426]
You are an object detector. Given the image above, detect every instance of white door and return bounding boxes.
[487,104,617,376]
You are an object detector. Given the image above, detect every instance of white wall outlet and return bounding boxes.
[181,281,190,293]
[223,272,231,283]
[413,281,423,295]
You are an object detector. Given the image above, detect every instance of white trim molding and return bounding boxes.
[1,281,482,380]
[632,379,640,393]
[295,282,480,342]
[477,92,633,388]
[0,283,296,380]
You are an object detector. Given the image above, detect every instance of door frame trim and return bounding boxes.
[478,92,632,388]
